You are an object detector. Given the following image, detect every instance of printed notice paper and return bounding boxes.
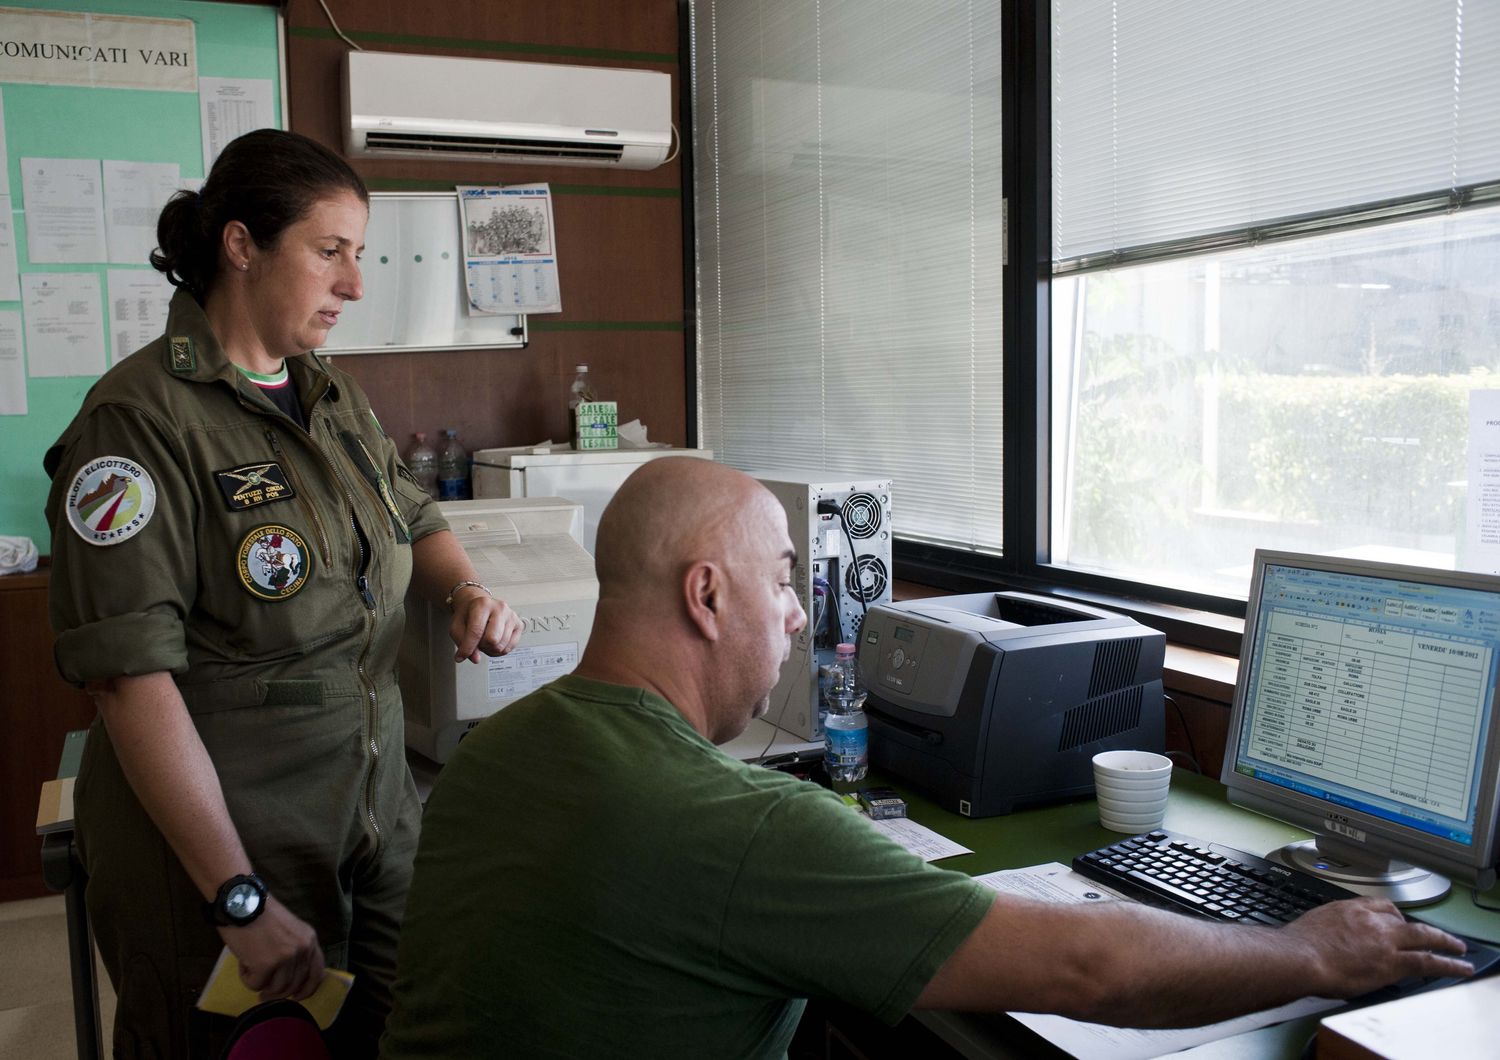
[104,160,181,266]
[107,269,174,363]
[0,196,20,301]
[0,311,25,414]
[458,184,561,315]
[1466,390,1500,575]
[21,158,107,264]
[199,77,275,173]
[0,91,10,197]
[23,272,104,377]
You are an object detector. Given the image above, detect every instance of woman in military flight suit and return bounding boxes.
[44,129,524,1059]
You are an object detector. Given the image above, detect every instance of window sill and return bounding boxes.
[1164,644,1237,705]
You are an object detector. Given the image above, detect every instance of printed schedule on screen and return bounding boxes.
[1244,609,1488,823]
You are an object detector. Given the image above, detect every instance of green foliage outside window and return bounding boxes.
[1066,331,1484,572]
[1216,373,1475,535]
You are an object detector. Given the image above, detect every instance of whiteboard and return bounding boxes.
[324,192,527,354]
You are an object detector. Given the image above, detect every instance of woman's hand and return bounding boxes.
[448,586,524,662]
[221,896,327,1001]
[410,530,525,661]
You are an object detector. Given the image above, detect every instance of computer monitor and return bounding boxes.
[1222,550,1500,906]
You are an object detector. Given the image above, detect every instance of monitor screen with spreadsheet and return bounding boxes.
[1221,550,1500,905]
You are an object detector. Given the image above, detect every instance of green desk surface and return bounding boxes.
[886,767,1500,1060]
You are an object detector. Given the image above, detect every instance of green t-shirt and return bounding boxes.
[381,676,992,1059]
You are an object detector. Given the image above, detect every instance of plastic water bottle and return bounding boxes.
[568,364,594,412]
[816,662,835,737]
[436,428,471,501]
[824,642,868,783]
[405,431,439,500]
[568,364,593,442]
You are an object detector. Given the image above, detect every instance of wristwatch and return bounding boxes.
[203,872,268,927]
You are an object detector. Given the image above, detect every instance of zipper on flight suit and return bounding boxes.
[251,383,387,846]
[308,411,385,849]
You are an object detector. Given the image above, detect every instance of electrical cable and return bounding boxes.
[1163,749,1203,775]
[823,577,842,649]
[820,500,869,641]
[1163,693,1203,774]
[756,625,809,762]
[317,0,363,51]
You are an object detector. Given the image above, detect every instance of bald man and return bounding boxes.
[379,458,1470,1059]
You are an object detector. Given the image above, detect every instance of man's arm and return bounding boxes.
[915,892,1472,1028]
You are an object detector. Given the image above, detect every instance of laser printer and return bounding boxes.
[862,592,1165,817]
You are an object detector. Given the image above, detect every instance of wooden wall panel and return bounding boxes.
[282,0,689,457]
[350,328,686,456]
[0,571,96,902]
[1163,688,1232,781]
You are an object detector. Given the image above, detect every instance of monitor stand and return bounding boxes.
[1270,839,1450,907]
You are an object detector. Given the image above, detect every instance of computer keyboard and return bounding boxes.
[1073,828,1500,1005]
[1073,828,1352,926]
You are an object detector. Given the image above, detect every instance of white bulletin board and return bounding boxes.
[324,191,528,355]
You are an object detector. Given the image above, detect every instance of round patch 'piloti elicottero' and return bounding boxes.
[236,525,312,600]
[65,456,157,546]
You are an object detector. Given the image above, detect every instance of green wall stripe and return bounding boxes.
[529,321,683,333]
[365,178,679,199]
[548,184,680,199]
[289,27,675,65]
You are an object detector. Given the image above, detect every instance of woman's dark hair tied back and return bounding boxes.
[150,129,368,300]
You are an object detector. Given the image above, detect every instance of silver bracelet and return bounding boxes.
[444,580,492,609]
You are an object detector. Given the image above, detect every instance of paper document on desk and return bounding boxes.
[863,815,971,862]
[975,862,1128,904]
[976,863,1341,1060]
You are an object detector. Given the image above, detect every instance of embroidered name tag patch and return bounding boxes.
[65,456,157,546]
[237,525,312,600]
[214,462,295,511]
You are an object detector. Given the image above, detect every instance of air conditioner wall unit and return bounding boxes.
[343,51,672,170]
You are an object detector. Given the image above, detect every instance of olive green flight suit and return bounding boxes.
[45,290,447,1059]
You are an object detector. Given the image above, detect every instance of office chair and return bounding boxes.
[217,999,330,1060]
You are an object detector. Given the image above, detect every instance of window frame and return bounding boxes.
[897,0,1250,655]
[676,0,1249,654]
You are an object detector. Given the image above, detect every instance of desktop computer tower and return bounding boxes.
[752,471,894,741]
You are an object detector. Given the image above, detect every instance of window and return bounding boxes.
[689,0,1004,552]
[688,2,1500,620]
[1049,0,1500,600]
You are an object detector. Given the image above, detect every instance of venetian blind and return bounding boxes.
[1053,0,1500,270]
[690,0,1004,552]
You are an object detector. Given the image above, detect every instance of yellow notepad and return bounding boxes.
[35,777,76,834]
[195,947,354,1030]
